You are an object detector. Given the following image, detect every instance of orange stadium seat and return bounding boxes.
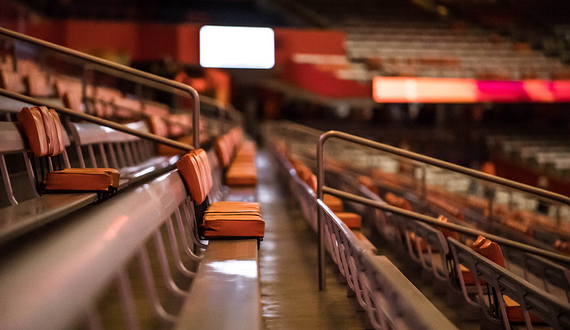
[176,149,264,239]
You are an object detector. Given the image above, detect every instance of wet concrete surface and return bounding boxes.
[256,150,365,330]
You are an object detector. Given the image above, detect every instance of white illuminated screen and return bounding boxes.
[200,25,275,69]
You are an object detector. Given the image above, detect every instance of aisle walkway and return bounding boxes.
[256,150,364,330]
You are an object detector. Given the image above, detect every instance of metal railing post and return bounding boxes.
[316,132,329,291]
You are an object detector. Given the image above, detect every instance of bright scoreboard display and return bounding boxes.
[199,25,275,69]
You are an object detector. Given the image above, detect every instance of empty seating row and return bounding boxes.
[1,27,262,330]
[0,102,179,244]
[0,145,263,329]
[276,146,375,251]
[172,147,265,329]
[0,169,204,329]
[450,237,570,329]
[349,166,570,329]
[1,57,200,152]
[0,55,200,142]
[267,122,570,329]
[215,127,257,187]
[271,139,456,329]
[314,133,570,329]
[319,200,458,329]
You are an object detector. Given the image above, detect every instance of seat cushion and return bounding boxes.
[44,168,120,191]
[201,214,265,238]
[208,201,260,212]
[503,295,544,323]
[226,165,257,187]
[335,212,362,229]
[324,194,343,212]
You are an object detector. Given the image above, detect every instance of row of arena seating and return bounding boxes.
[289,0,568,80]
[263,120,569,236]
[283,152,375,250]
[314,129,570,255]
[270,140,457,329]
[215,127,258,187]
[488,134,570,179]
[0,52,209,142]
[266,121,570,329]
[0,135,262,329]
[0,114,179,243]
[0,28,262,329]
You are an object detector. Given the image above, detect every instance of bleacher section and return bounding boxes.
[267,120,570,329]
[3,14,570,330]
[284,0,569,82]
[0,27,262,329]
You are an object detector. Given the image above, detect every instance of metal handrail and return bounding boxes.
[324,186,570,263]
[0,89,193,152]
[316,130,570,290]
[0,27,201,148]
[81,62,237,130]
[318,131,570,206]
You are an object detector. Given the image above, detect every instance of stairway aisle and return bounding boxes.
[256,150,365,330]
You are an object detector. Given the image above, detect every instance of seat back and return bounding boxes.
[0,108,72,206]
[68,121,152,169]
[449,237,570,329]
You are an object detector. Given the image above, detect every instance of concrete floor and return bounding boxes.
[256,150,365,330]
[254,150,488,330]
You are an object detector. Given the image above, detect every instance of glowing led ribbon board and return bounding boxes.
[373,77,570,103]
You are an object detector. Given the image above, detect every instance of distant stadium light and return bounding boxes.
[199,25,275,69]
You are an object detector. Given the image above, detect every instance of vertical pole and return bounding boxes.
[10,41,17,72]
[218,101,226,135]
[191,89,200,149]
[487,188,494,233]
[81,66,89,111]
[421,165,427,203]
[317,134,327,291]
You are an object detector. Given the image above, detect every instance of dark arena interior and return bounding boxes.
[2,0,570,329]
